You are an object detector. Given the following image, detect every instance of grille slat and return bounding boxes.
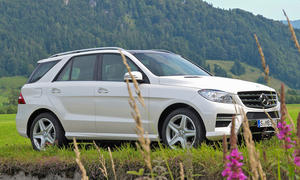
[247,111,279,119]
[238,91,277,109]
[242,99,261,103]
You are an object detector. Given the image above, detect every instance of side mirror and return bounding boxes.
[124,71,143,83]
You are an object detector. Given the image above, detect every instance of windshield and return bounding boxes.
[133,52,209,76]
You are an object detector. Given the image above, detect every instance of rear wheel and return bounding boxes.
[161,108,205,149]
[30,113,67,150]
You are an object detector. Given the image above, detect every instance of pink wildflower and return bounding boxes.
[277,121,296,149]
[294,148,300,167]
[222,148,247,180]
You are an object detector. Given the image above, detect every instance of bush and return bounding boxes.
[5,105,17,114]
[256,76,267,85]
[0,108,6,114]
[230,61,245,75]
[214,64,228,77]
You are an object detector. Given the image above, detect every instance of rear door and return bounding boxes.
[48,54,98,134]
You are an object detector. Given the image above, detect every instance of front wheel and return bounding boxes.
[161,108,205,149]
[30,113,67,150]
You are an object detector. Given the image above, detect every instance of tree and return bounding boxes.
[230,61,245,75]
[256,76,267,85]
[214,64,228,77]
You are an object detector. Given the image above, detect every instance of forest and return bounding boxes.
[0,0,299,90]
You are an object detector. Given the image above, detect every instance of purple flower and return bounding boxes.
[295,156,300,167]
[294,148,300,167]
[277,122,296,149]
[222,148,247,180]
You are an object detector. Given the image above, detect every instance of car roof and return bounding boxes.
[38,47,174,63]
[127,49,174,54]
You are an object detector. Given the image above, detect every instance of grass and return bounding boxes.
[0,105,299,178]
[287,104,300,120]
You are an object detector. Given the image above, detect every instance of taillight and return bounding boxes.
[18,92,26,104]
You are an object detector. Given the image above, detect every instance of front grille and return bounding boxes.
[247,111,279,119]
[238,91,277,109]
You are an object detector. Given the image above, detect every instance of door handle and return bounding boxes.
[98,88,109,94]
[51,88,61,94]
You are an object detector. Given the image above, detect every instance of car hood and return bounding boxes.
[158,76,275,94]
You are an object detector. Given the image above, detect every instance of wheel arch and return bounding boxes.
[26,108,65,137]
[157,103,206,140]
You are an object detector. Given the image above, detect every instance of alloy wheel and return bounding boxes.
[32,118,56,150]
[166,114,196,148]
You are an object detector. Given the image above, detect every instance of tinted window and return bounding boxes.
[56,60,72,81]
[71,55,96,81]
[56,55,97,81]
[101,54,139,81]
[133,53,209,76]
[27,61,59,83]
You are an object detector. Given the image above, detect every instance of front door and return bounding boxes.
[95,53,150,138]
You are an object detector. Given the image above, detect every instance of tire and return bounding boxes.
[161,108,205,148]
[30,113,68,151]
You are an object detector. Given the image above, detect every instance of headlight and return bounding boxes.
[198,89,233,104]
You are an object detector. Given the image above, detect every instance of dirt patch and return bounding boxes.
[0,171,81,180]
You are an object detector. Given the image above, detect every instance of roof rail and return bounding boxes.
[49,47,125,58]
[150,49,174,54]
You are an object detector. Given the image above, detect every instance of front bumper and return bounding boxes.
[190,94,280,141]
[206,114,278,141]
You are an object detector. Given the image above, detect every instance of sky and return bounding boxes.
[203,0,300,20]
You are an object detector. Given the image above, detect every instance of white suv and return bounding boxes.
[16,47,280,150]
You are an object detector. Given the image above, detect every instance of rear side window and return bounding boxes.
[56,55,97,81]
[27,61,59,83]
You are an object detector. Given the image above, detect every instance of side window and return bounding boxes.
[27,60,59,83]
[101,54,139,82]
[56,55,97,81]
[71,55,96,81]
[56,60,71,81]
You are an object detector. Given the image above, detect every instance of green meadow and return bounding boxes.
[0,105,299,179]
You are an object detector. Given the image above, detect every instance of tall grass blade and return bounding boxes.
[93,141,108,180]
[240,108,266,180]
[278,152,281,180]
[223,134,228,164]
[157,140,174,180]
[263,111,279,134]
[280,83,296,132]
[119,49,153,178]
[254,34,269,83]
[73,138,89,180]
[283,10,300,53]
[179,162,184,180]
[108,147,117,180]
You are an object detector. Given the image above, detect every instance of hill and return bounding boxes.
[206,60,300,103]
[0,0,299,89]
[206,60,287,90]
[282,20,300,29]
